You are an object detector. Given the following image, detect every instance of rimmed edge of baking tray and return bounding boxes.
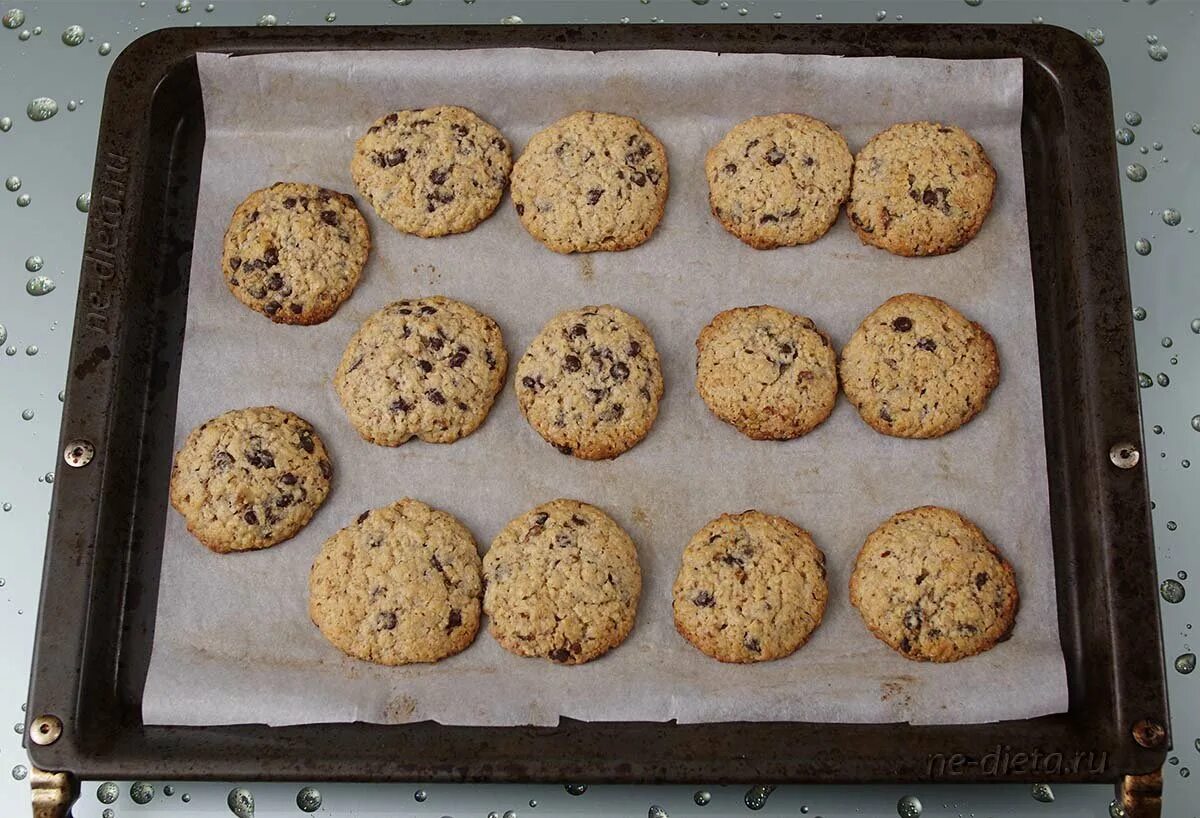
[26,23,1167,784]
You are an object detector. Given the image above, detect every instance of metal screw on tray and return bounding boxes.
[1131,718,1167,749]
[27,714,62,746]
[1109,442,1140,469]
[62,440,94,468]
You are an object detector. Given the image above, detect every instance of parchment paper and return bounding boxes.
[143,48,1067,727]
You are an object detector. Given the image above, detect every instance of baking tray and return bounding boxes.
[26,24,1167,784]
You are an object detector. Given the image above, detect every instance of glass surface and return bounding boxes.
[1,1,1196,816]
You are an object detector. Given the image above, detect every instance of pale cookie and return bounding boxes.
[334,296,508,446]
[510,111,669,253]
[221,182,370,325]
[696,305,838,440]
[849,506,1018,662]
[839,294,999,438]
[169,406,332,553]
[483,499,641,665]
[846,121,996,256]
[706,114,853,249]
[351,106,512,237]
[673,511,828,663]
[309,499,483,665]
[515,305,663,460]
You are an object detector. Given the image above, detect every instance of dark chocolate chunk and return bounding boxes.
[891,316,913,332]
[693,590,715,607]
[426,389,446,405]
[376,611,398,631]
[915,337,937,352]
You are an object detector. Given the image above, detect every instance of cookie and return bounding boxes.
[673,511,828,663]
[309,499,483,665]
[334,296,508,446]
[169,406,333,553]
[849,506,1018,662]
[696,305,838,440]
[515,305,663,459]
[839,294,999,438]
[706,114,853,249]
[221,182,370,325]
[350,106,512,237]
[510,111,669,253]
[846,121,996,256]
[483,499,641,665]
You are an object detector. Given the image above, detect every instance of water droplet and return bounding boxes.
[227,786,254,817]
[744,785,776,810]
[1133,306,1147,320]
[815,13,824,20]
[1126,163,1147,182]
[257,13,276,26]
[4,176,21,192]
[296,786,322,812]
[529,799,538,808]
[0,503,10,512]
[61,25,85,46]
[206,2,216,10]
[500,14,523,24]
[648,807,669,818]
[414,789,428,802]
[773,11,782,18]
[130,781,154,804]
[102,810,114,818]
[1153,424,1163,434]
[1163,208,1182,226]
[1192,414,1200,430]
[1148,43,1168,61]
[16,193,31,207]
[10,721,22,735]
[1152,141,1163,151]
[1134,237,1151,255]
[163,784,175,796]
[876,9,888,20]
[964,0,982,6]
[176,0,191,10]
[503,811,517,818]
[0,325,5,345]
[1139,145,1149,155]
[0,117,11,132]
[26,275,55,296]
[26,97,58,122]
[693,0,711,4]
[800,808,810,814]
[738,6,749,14]
[20,409,34,421]
[1032,15,1044,23]
[325,11,337,21]
[10,764,27,781]
[76,192,91,212]
[1162,336,1173,348]
[25,345,37,356]
[1138,372,1152,388]
[897,795,923,818]
[1161,579,1186,603]
[44,472,53,484]
[2,8,25,28]
[182,793,191,803]
[1031,783,1054,803]
[5,346,15,356]
[1125,111,1143,127]
[565,784,588,796]
[619,16,630,23]
[1166,520,1177,530]
[25,255,43,272]
[393,0,413,4]
[1182,767,1192,778]
[719,2,729,8]
[1116,128,1135,145]
[1177,653,1198,673]
[98,42,111,56]
[32,25,40,35]
[694,790,711,806]
[58,390,64,401]
[1146,33,1159,43]
[1085,27,1104,46]
[1157,372,1170,386]
[1180,571,1189,580]
[18,28,30,40]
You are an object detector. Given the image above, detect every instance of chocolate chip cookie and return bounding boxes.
[839,294,999,438]
[351,106,512,237]
[483,499,641,665]
[846,121,996,256]
[309,498,483,665]
[673,511,828,663]
[696,305,838,440]
[169,406,333,553]
[515,305,663,459]
[334,296,508,446]
[510,111,669,253]
[849,506,1019,662]
[221,182,370,324]
[706,114,853,249]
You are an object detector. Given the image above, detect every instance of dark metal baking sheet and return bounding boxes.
[25,23,1168,784]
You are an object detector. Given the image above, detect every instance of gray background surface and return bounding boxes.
[0,1,1196,816]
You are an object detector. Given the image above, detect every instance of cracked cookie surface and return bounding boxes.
[510,111,669,253]
[169,406,333,553]
[696,305,838,440]
[673,511,828,663]
[309,498,483,665]
[515,305,663,460]
[849,505,1018,662]
[351,105,512,237]
[839,294,999,439]
[483,499,641,665]
[334,296,508,446]
[221,182,370,325]
[846,121,996,256]
[706,114,853,249]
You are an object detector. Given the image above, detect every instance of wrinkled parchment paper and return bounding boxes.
[143,49,1066,727]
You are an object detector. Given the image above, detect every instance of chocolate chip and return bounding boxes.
[916,337,937,352]
[264,300,281,316]
[521,376,537,389]
[318,460,332,479]
[426,389,446,405]
[804,156,814,166]
[974,571,989,590]
[554,443,574,455]
[426,334,442,349]
[915,570,928,585]
[721,553,744,567]
[448,350,468,368]
[744,139,760,155]
[563,354,581,372]
[245,449,275,469]
[368,125,381,134]
[903,607,923,631]
[357,510,369,524]
[243,509,259,525]
[248,210,259,223]
[274,494,293,509]
[385,149,407,166]
[390,398,412,412]
[601,403,624,422]
[412,118,432,126]
[900,636,912,653]
[723,163,737,174]
[515,203,525,216]
[282,197,296,209]
[447,609,462,631]
[298,431,314,453]
[921,187,939,206]
[384,112,399,126]
[485,350,496,370]
[693,590,715,607]
[420,305,438,315]
[451,123,469,137]
[765,147,785,166]
[611,361,630,381]
[320,210,338,227]
[376,611,398,631]
[280,472,297,486]
[937,126,952,134]
[571,514,588,526]
[879,406,893,423]
[266,272,283,291]
[549,647,571,663]
[778,343,794,357]
[760,214,779,224]
[628,340,641,357]
[230,256,242,271]
[646,168,661,185]
[891,316,913,332]
[371,152,387,168]
[289,303,302,314]
[417,359,433,374]
[262,247,279,267]
[212,451,233,470]
[586,188,603,205]
[456,401,468,411]
[429,168,449,185]
[744,637,762,653]
[569,323,588,338]
[630,172,647,187]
